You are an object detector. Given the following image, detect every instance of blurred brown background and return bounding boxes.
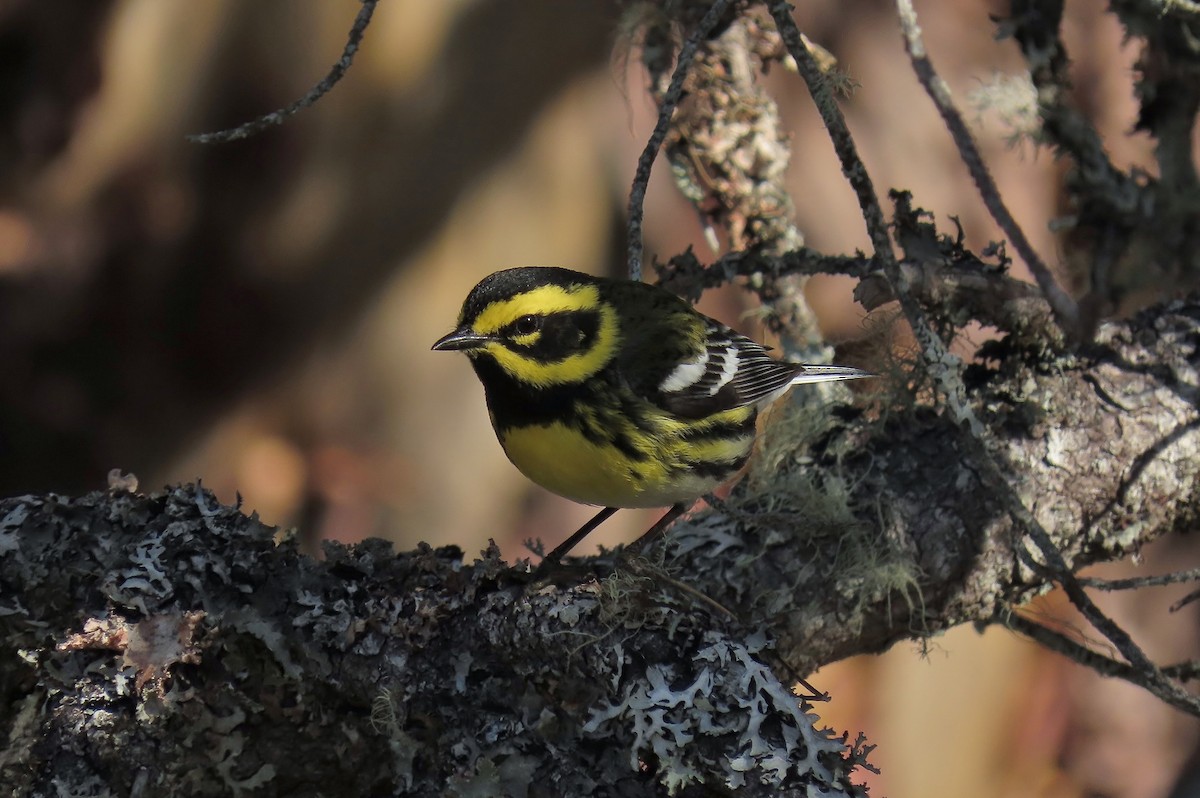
[2,0,1197,795]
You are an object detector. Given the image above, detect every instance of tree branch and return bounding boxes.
[626,0,733,281]
[187,0,379,144]
[5,294,1200,791]
[894,0,1079,336]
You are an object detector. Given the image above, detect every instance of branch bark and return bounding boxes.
[3,294,1198,795]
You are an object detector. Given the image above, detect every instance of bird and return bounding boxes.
[432,266,871,566]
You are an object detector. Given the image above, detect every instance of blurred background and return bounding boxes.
[2,0,1197,795]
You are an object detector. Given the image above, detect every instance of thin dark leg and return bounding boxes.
[540,506,618,569]
[627,502,689,555]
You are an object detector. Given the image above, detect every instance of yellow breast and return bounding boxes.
[498,408,754,508]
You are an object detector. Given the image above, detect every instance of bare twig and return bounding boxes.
[1170,588,1200,613]
[765,0,982,436]
[627,0,732,281]
[769,0,1200,717]
[1055,569,1200,712]
[1003,612,1146,682]
[764,2,892,270]
[1006,613,1200,700]
[1078,567,1200,591]
[1017,545,1200,714]
[894,0,1080,337]
[187,0,378,144]
[1164,661,1200,681]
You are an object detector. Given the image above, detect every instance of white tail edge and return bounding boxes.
[789,365,874,386]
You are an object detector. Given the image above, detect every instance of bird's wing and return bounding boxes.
[609,282,869,420]
[655,321,805,419]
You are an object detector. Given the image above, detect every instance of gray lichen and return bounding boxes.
[0,485,871,797]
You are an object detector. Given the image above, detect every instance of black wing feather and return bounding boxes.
[659,321,802,419]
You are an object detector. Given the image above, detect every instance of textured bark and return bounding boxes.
[682,297,1200,670]
[0,486,870,797]
[3,297,1197,796]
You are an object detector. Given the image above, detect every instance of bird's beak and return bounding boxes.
[431,327,490,352]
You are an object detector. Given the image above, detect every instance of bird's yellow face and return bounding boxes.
[432,272,621,389]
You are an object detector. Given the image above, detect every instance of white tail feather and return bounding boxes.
[788,365,874,386]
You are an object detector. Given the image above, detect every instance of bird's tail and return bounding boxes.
[790,364,874,386]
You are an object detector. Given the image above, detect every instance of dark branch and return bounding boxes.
[894,0,1079,336]
[626,0,732,281]
[1078,567,1200,592]
[186,0,378,144]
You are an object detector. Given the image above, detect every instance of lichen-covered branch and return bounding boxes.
[656,193,1057,339]
[0,485,871,796]
[894,0,1079,336]
[646,5,836,356]
[671,294,1200,677]
[4,294,1199,792]
[626,0,733,282]
[1005,0,1200,331]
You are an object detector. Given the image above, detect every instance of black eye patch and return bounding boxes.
[542,311,599,350]
[504,311,600,360]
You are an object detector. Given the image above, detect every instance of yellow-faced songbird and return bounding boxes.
[433,267,870,563]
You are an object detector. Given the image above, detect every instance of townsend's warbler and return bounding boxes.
[433,267,870,561]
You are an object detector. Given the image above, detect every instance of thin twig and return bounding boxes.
[765,0,983,437]
[765,2,892,268]
[1017,542,1200,714]
[1006,612,1200,701]
[768,0,1200,717]
[894,0,1079,337]
[1078,567,1200,591]
[1170,587,1200,613]
[1163,661,1200,681]
[627,0,732,281]
[1003,611,1143,681]
[187,0,379,144]
[623,557,737,621]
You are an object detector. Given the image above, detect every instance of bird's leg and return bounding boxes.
[538,501,689,576]
[539,506,619,569]
[627,502,689,555]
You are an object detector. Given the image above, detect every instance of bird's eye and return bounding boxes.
[514,315,541,335]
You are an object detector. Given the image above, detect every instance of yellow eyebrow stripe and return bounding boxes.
[472,284,601,334]
[483,302,619,387]
[471,283,621,388]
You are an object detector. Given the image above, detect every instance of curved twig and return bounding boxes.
[894,0,1080,337]
[626,0,732,281]
[187,0,378,144]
